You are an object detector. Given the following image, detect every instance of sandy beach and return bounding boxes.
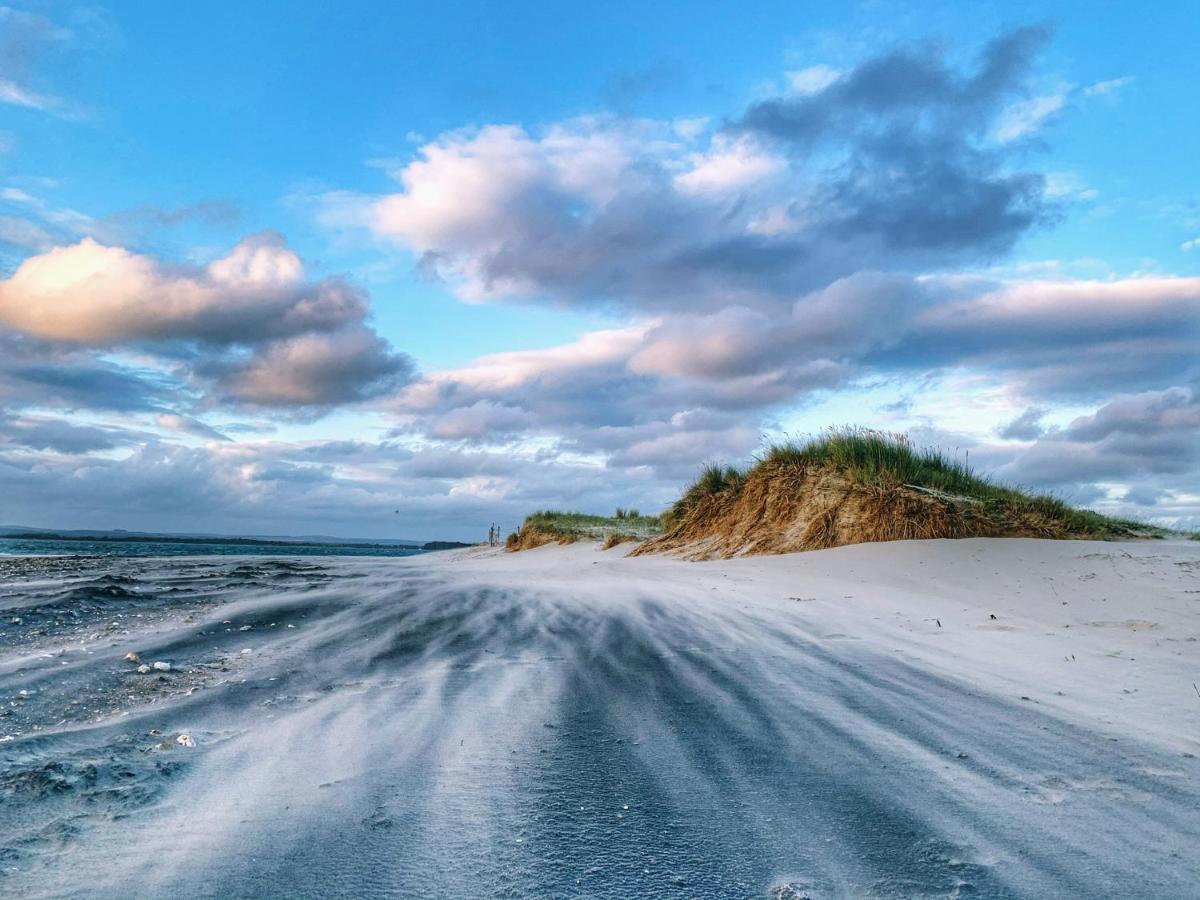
[1,538,1197,898]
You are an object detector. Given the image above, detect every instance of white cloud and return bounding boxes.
[1043,171,1099,202]
[995,89,1069,141]
[786,64,841,94]
[0,214,53,250]
[674,135,784,196]
[1082,76,1133,98]
[0,77,55,111]
[0,233,362,343]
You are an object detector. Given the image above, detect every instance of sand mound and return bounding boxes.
[632,459,1146,560]
[506,525,579,552]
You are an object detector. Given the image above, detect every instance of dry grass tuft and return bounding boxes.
[601,532,639,550]
[505,525,579,552]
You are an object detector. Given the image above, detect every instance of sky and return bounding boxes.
[0,0,1196,541]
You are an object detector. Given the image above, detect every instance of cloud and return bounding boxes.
[385,269,1197,495]
[0,413,137,453]
[101,200,242,239]
[423,401,537,442]
[0,233,413,414]
[994,90,1069,142]
[997,406,1046,440]
[0,232,365,344]
[603,61,682,109]
[214,326,412,408]
[883,275,1200,396]
[993,387,1200,496]
[786,64,841,94]
[0,332,173,412]
[1082,76,1133,98]
[0,436,677,540]
[155,413,231,442]
[0,5,70,112]
[321,29,1054,315]
[0,213,53,250]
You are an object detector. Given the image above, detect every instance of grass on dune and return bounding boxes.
[507,508,662,549]
[664,427,1163,538]
[522,509,661,534]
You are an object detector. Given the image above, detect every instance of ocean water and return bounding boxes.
[0,537,425,558]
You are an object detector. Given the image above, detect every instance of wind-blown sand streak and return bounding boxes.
[1,539,1197,898]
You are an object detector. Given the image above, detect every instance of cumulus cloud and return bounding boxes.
[214,326,412,407]
[993,387,1200,501]
[0,233,365,344]
[997,407,1046,440]
[0,233,413,413]
[318,28,1055,315]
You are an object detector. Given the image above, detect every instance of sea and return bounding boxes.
[0,536,426,558]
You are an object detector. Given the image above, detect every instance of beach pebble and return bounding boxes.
[137,664,151,674]
[125,651,141,663]
[152,661,172,672]
[176,733,196,748]
[240,648,252,655]
[239,625,252,631]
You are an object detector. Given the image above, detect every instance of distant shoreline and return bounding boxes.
[0,532,429,551]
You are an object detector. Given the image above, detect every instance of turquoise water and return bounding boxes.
[0,537,425,558]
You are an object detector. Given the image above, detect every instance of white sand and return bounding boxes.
[443,537,1200,753]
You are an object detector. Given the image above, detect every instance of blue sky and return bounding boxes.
[0,1,1196,539]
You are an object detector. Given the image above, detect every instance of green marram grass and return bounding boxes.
[518,508,663,541]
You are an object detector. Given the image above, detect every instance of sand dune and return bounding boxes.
[1,538,1197,898]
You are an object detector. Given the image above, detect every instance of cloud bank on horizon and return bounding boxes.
[0,3,1196,539]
